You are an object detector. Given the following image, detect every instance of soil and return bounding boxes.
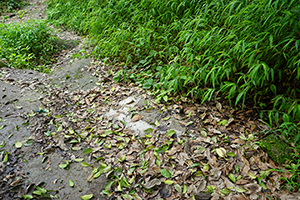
[1,0,300,200]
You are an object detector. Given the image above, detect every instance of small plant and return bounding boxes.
[277,153,300,192]
[0,0,28,13]
[16,9,26,18]
[0,20,57,72]
[33,186,52,197]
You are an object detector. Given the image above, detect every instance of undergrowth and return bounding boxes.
[46,0,300,191]
[0,20,57,72]
[0,0,28,13]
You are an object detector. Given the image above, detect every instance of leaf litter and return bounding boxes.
[20,60,300,200]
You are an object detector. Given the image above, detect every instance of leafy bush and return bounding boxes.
[0,20,57,72]
[47,0,300,140]
[0,0,27,13]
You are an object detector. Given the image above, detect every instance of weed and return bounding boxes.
[277,153,300,192]
[0,20,57,72]
[46,0,300,112]
[0,0,28,13]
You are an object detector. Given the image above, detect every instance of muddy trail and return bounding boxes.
[1,1,300,200]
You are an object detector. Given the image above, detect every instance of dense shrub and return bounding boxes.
[46,0,300,143]
[0,20,56,72]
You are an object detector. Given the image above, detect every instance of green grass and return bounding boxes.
[0,20,57,72]
[46,0,300,191]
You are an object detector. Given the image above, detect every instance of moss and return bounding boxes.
[52,38,79,51]
[260,133,294,164]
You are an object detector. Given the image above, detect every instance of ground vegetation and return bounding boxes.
[46,0,300,191]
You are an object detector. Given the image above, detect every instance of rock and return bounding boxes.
[194,192,211,200]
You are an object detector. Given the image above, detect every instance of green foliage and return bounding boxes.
[0,20,57,72]
[47,0,299,107]
[47,1,300,182]
[277,152,300,192]
[0,0,27,13]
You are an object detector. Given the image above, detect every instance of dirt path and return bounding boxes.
[1,1,300,200]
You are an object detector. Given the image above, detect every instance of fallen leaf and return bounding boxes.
[74,158,84,162]
[10,177,21,186]
[15,141,22,148]
[234,186,247,193]
[225,117,234,127]
[174,184,182,193]
[244,183,261,194]
[81,162,90,167]
[166,130,175,137]
[0,125,5,130]
[216,147,226,158]
[161,169,172,178]
[216,102,222,111]
[163,116,170,121]
[173,114,181,120]
[69,179,74,187]
[144,128,153,133]
[131,114,143,122]
[80,194,93,200]
[164,180,174,185]
[22,195,33,199]
[83,148,93,154]
[228,173,236,183]
[143,178,161,189]
[155,119,160,126]
[217,120,228,125]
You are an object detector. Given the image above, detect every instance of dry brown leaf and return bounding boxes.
[204,149,214,166]
[236,179,249,185]
[242,164,250,176]
[186,185,197,194]
[45,160,51,171]
[196,180,207,192]
[216,102,222,111]
[131,114,143,122]
[185,159,194,167]
[231,138,245,145]
[223,176,235,188]
[208,168,222,181]
[228,158,236,173]
[142,178,161,189]
[125,156,135,162]
[232,194,248,200]
[10,177,21,186]
[244,183,262,194]
[208,127,221,134]
[148,152,156,167]
[211,194,220,200]
[199,112,206,120]
[178,121,188,126]
[241,156,250,167]
[85,97,90,105]
[52,133,68,151]
[225,117,234,127]
[177,152,190,166]
[216,147,226,158]
[172,114,181,120]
